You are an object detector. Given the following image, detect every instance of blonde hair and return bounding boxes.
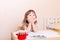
[18,9,37,30]
[23,9,37,26]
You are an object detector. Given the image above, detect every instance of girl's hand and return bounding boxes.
[31,18,37,24]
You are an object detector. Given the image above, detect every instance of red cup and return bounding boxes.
[16,33,28,40]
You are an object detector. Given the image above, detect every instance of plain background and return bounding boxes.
[0,0,60,40]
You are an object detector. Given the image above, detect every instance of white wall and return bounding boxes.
[0,0,60,40]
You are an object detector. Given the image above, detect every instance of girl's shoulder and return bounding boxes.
[16,25,26,30]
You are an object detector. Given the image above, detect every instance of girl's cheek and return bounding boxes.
[27,16,31,20]
[32,16,36,19]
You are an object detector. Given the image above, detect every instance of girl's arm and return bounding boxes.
[32,23,38,32]
[25,23,31,32]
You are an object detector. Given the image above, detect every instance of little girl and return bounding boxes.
[17,9,38,32]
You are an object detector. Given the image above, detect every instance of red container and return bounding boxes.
[16,33,28,40]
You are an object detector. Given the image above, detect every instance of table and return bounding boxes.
[28,37,60,40]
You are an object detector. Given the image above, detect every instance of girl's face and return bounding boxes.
[27,12,36,23]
